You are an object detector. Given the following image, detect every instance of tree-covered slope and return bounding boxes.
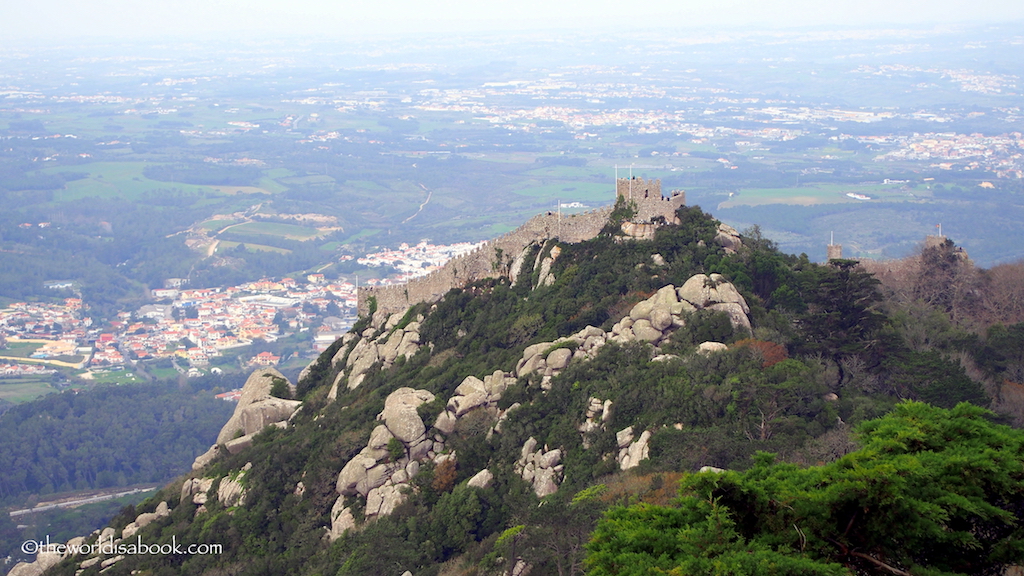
[30,204,1024,576]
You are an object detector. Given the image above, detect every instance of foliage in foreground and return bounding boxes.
[587,401,1024,576]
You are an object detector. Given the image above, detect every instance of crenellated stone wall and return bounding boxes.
[358,179,685,316]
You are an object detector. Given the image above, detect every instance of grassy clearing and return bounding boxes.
[229,221,323,240]
[2,341,43,358]
[86,370,144,384]
[45,162,215,201]
[264,168,295,179]
[341,229,383,244]
[0,378,55,403]
[147,366,180,380]
[217,241,291,254]
[345,179,390,191]
[279,175,335,186]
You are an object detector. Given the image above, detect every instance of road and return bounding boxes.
[9,486,158,517]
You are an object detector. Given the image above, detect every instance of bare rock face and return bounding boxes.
[715,223,743,254]
[620,221,657,240]
[328,496,356,541]
[697,342,729,356]
[468,469,494,489]
[537,245,562,287]
[510,243,535,287]
[214,368,301,447]
[192,445,220,470]
[516,326,608,382]
[546,347,572,370]
[120,501,171,539]
[366,483,408,519]
[380,388,435,444]
[328,310,422,398]
[334,386,443,528]
[619,430,651,470]
[344,339,379,391]
[708,302,752,333]
[677,274,751,333]
[218,471,247,507]
[337,454,383,497]
[678,275,715,308]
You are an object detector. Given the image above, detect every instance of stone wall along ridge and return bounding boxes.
[358,179,684,316]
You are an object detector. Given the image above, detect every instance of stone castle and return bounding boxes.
[357,178,685,316]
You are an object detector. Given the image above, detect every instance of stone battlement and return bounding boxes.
[358,179,684,316]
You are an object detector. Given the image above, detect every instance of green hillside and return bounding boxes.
[33,204,1024,576]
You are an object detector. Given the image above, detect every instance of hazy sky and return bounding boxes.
[3,0,1024,41]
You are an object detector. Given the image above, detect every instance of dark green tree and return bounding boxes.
[587,401,1024,576]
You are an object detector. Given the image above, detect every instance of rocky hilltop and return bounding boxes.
[21,202,1023,576]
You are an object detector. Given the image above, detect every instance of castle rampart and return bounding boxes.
[358,179,685,316]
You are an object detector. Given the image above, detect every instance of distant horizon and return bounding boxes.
[2,20,1022,55]
[3,0,1024,45]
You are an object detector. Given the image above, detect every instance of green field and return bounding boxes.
[217,240,292,254]
[345,179,389,191]
[718,183,920,208]
[147,366,181,380]
[87,370,144,384]
[278,175,335,186]
[341,228,383,244]
[45,162,216,201]
[0,377,56,403]
[228,222,323,240]
[1,341,43,358]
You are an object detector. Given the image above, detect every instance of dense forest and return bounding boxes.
[28,204,1024,576]
[0,375,237,504]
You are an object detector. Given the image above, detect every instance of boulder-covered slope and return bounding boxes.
[30,205,1006,576]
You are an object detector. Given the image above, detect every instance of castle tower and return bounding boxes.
[613,177,686,222]
[616,177,661,201]
[827,232,842,260]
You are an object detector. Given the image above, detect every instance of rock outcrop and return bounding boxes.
[192,369,301,469]
[697,341,729,355]
[467,468,494,489]
[330,310,423,397]
[579,397,613,447]
[515,437,563,497]
[8,547,63,576]
[121,501,171,539]
[715,223,743,254]
[536,245,562,287]
[616,426,651,470]
[677,273,751,332]
[435,370,517,434]
[515,325,607,388]
[330,387,445,537]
